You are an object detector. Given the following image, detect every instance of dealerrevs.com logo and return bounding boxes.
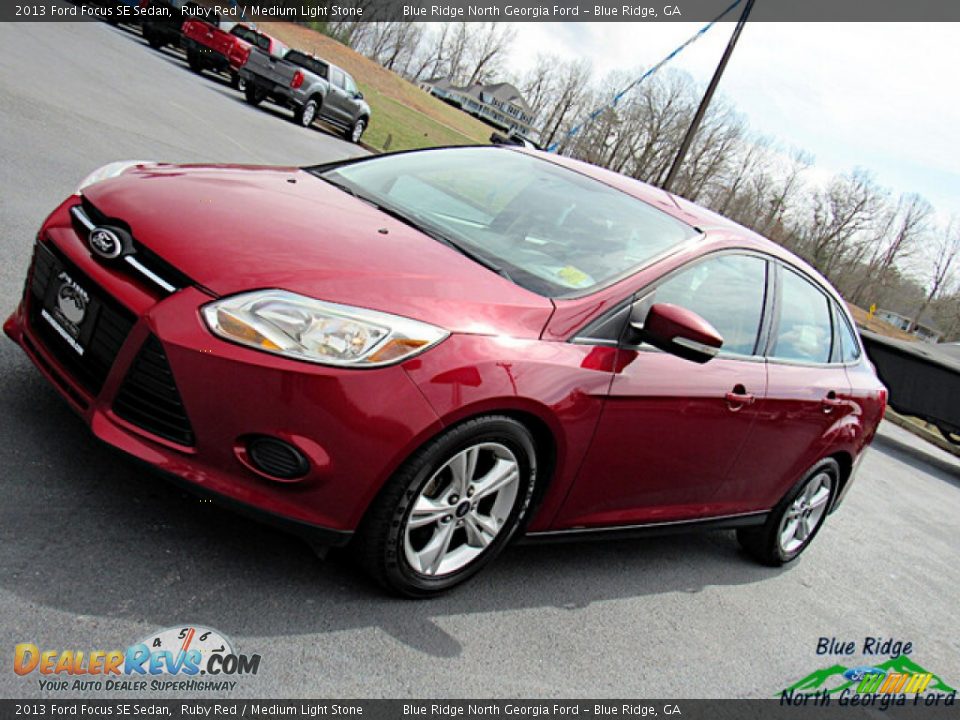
[14,626,261,693]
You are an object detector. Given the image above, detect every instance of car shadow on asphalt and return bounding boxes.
[2,351,787,658]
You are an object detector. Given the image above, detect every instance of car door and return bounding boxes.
[325,68,350,123]
[554,252,773,529]
[724,263,854,511]
[342,73,361,121]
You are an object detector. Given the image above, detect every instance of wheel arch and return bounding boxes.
[355,400,563,533]
[827,449,854,512]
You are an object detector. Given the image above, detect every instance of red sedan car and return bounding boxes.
[4,147,886,596]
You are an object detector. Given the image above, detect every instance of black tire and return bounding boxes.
[244,83,265,107]
[293,97,320,127]
[187,51,204,74]
[737,458,839,566]
[345,117,367,143]
[230,73,244,91]
[355,416,539,597]
[144,28,163,50]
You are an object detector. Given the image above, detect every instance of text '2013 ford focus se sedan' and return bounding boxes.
[4,147,886,596]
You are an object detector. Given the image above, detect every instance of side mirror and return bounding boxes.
[630,303,723,364]
[354,91,364,100]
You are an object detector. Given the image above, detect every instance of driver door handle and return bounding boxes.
[725,384,755,409]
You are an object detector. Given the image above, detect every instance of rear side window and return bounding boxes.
[834,306,862,362]
[771,268,833,363]
[653,254,768,356]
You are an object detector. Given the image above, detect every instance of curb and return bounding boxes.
[883,408,960,459]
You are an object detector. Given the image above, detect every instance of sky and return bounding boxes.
[508,22,960,233]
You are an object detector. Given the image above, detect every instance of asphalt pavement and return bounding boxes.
[1,20,958,700]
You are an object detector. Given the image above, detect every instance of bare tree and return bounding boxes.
[849,193,932,306]
[464,23,517,86]
[910,221,960,332]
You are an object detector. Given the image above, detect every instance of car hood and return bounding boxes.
[82,165,553,338]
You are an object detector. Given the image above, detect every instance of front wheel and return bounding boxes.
[346,117,366,143]
[738,458,838,566]
[355,416,538,597]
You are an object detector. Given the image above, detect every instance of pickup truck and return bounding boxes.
[239,47,371,144]
[141,0,220,51]
[182,21,286,89]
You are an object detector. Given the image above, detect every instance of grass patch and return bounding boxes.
[259,23,494,151]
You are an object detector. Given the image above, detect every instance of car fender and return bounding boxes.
[400,335,619,531]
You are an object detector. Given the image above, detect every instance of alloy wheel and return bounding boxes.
[352,120,365,143]
[778,471,832,554]
[403,442,520,576]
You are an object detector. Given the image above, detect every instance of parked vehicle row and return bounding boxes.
[89,0,369,143]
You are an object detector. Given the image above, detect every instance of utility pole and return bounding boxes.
[661,0,756,193]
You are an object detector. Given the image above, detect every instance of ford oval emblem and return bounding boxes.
[88,227,123,259]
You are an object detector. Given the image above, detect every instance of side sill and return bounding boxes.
[520,511,768,545]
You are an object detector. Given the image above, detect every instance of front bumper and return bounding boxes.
[5,202,444,541]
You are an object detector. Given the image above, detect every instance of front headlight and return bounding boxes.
[75,160,154,194]
[202,290,449,367]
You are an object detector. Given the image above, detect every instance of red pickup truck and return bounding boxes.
[181,21,287,88]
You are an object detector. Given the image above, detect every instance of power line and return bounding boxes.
[546,0,744,153]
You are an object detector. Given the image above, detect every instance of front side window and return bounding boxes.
[331,69,346,89]
[344,74,358,96]
[314,148,697,297]
[652,254,768,356]
[771,268,833,363]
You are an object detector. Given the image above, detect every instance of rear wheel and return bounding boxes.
[144,28,164,50]
[738,458,838,566]
[187,50,204,74]
[355,416,538,597]
[244,83,265,107]
[294,97,319,127]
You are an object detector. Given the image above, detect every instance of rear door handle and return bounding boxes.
[821,391,844,413]
[725,384,755,409]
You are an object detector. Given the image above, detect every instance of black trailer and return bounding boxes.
[860,330,960,444]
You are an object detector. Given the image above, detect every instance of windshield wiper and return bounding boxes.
[320,175,515,284]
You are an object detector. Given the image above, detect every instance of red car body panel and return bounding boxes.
[4,149,887,544]
[81,167,554,340]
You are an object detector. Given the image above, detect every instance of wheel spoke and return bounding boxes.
[418,522,456,575]
[464,515,495,548]
[449,447,479,495]
[796,516,811,541]
[473,458,518,500]
[809,485,830,509]
[408,496,449,528]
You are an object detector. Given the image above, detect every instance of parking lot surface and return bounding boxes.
[1,20,958,699]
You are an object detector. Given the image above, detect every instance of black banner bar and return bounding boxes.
[5,0,960,23]
[1,699,959,719]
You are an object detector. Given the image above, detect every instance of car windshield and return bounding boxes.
[313,148,696,297]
